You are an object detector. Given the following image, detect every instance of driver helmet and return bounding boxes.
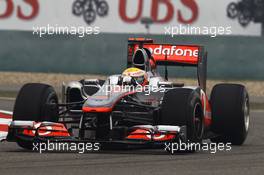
[122,67,148,86]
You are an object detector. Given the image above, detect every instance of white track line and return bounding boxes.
[0,132,8,141]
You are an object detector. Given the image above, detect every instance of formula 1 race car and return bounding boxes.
[6,38,250,152]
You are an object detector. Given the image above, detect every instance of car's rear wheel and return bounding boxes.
[210,84,250,145]
[13,83,59,149]
[160,88,204,152]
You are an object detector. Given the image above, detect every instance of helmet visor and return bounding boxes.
[134,75,145,85]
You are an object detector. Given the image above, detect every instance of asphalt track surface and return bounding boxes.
[0,99,263,175]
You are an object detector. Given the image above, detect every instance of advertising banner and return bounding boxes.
[0,0,261,36]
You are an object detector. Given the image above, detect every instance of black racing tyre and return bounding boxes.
[254,0,264,6]
[13,83,59,149]
[210,84,250,145]
[160,88,204,151]
[17,140,35,150]
[13,83,59,122]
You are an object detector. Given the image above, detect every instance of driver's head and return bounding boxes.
[122,67,148,86]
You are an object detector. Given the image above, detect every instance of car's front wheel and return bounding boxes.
[13,83,59,149]
[160,88,204,152]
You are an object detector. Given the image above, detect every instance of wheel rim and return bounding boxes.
[194,103,203,140]
[244,97,250,132]
[48,98,56,104]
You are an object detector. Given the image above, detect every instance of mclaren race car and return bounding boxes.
[6,38,250,152]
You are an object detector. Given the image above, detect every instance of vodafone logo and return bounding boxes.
[147,45,199,58]
[133,44,200,64]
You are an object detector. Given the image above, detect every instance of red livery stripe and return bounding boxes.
[0,124,8,132]
[0,113,12,119]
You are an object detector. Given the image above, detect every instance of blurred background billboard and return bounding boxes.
[0,0,263,79]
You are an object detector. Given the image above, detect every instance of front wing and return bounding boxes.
[6,121,187,147]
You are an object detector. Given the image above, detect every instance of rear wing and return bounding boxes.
[127,38,208,92]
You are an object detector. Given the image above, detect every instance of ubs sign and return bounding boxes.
[72,0,199,25]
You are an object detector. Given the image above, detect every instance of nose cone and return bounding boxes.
[82,88,135,113]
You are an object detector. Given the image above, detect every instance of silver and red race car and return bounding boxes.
[4,38,250,152]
